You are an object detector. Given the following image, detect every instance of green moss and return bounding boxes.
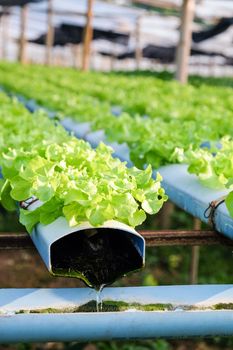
[51,268,91,288]
[76,300,174,312]
[77,301,99,312]
[139,303,173,311]
[14,301,174,314]
[214,303,233,310]
[16,308,70,314]
[12,301,233,315]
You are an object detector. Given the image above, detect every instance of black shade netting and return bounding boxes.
[61,23,130,45]
[29,27,71,46]
[192,17,233,43]
[103,44,232,63]
[0,0,43,6]
[29,22,130,47]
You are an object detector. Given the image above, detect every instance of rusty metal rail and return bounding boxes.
[0,230,232,250]
[141,230,233,246]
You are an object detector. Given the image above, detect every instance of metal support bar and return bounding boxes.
[0,230,232,250]
[189,217,201,284]
[142,229,233,246]
[0,233,34,249]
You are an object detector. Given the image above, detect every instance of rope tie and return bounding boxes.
[19,197,39,210]
[204,195,226,230]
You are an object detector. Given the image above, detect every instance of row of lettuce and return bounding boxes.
[0,93,167,232]
[0,62,232,170]
[0,62,233,217]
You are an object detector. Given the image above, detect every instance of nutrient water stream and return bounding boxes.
[95,284,105,312]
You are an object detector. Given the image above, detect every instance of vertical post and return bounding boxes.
[82,0,94,71]
[110,53,115,71]
[72,44,81,69]
[175,0,195,84]
[1,8,9,59]
[110,43,116,71]
[45,0,54,65]
[159,201,175,229]
[18,4,28,64]
[135,15,142,70]
[189,217,201,284]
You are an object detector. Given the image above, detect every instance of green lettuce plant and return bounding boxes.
[184,136,233,217]
[0,62,232,170]
[0,94,167,232]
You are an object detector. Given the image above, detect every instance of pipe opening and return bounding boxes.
[50,228,144,288]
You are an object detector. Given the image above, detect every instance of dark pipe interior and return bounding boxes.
[51,228,144,289]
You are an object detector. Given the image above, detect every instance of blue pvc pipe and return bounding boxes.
[1,285,232,311]
[0,285,233,343]
[158,164,233,239]
[1,311,233,343]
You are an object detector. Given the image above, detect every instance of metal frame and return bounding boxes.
[1,229,233,250]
